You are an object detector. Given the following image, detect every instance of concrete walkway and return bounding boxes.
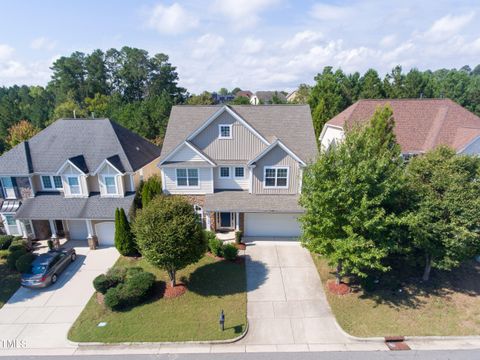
[0,241,119,355]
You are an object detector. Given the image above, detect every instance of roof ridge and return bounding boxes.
[106,120,134,171]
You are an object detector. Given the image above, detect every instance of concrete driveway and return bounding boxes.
[0,241,119,353]
[239,239,351,351]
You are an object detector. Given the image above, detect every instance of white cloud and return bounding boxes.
[192,33,225,59]
[213,0,279,28]
[423,12,475,42]
[241,37,264,54]
[380,34,397,48]
[310,3,350,21]
[282,30,323,50]
[146,3,198,34]
[0,44,14,60]
[31,37,56,50]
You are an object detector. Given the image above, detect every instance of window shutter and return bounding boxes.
[11,177,19,199]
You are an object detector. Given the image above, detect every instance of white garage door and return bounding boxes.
[68,220,88,240]
[244,213,301,237]
[95,222,115,246]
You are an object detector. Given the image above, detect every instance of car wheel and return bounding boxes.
[71,253,76,262]
[51,274,58,284]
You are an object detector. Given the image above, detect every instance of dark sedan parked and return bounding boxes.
[21,248,76,288]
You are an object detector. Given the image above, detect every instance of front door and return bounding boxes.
[220,212,231,228]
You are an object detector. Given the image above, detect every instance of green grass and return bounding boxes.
[313,254,480,337]
[68,255,247,342]
[0,258,21,308]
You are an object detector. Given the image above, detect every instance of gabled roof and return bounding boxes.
[160,105,318,164]
[254,91,287,102]
[325,99,480,153]
[159,141,216,166]
[247,139,306,167]
[0,119,162,176]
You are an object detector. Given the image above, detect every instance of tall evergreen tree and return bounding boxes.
[114,208,137,256]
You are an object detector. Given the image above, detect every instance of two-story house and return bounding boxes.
[158,105,318,238]
[0,119,161,247]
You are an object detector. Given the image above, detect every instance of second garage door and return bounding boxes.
[68,220,88,240]
[244,213,301,237]
[95,222,115,246]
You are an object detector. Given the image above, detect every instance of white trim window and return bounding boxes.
[67,176,81,195]
[103,175,118,195]
[218,124,232,139]
[3,214,21,236]
[234,167,245,178]
[0,177,16,199]
[41,175,63,191]
[176,168,199,187]
[219,167,230,178]
[264,167,289,188]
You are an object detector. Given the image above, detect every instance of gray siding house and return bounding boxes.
[159,105,317,237]
[0,119,161,247]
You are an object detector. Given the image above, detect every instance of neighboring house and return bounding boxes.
[286,90,298,103]
[212,92,235,104]
[235,90,253,99]
[250,91,287,105]
[158,105,317,238]
[320,98,480,156]
[0,119,161,247]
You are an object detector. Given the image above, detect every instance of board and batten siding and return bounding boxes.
[162,167,213,195]
[252,145,300,195]
[191,111,267,160]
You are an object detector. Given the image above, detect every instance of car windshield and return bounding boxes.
[30,265,47,275]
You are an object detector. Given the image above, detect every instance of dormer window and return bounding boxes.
[67,176,81,195]
[103,175,118,195]
[41,175,63,191]
[218,124,232,139]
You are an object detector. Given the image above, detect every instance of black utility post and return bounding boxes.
[219,310,225,331]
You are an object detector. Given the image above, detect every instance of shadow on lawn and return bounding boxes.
[354,260,480,309]
[186,257,267,297]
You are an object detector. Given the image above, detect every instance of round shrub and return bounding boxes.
[106,267,127,283]
[15,253,36,273]
[8,244,26,253]
[0,235,14,250]
[0,250,9,259]
[122,271,155,305]
[126,267,143,278]
[208,237,223,257]
[104,284,124,310]
[7,249,27,270]
[93,274,111,294]
[223,244,239,261]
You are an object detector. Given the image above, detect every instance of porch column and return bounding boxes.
[205,211,211,231]
[19,220,28,239]
[235,212,240,231]
[49,219,60,249]
[86,219,98,250]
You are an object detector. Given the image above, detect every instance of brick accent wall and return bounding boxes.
[16,177,32,199]
[239,212,244,232]
[32,220,51,240]
[209,211,217,232]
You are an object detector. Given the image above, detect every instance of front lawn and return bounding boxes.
[313,254,480,337]
[0,258,20,309]
[69,255,247,342]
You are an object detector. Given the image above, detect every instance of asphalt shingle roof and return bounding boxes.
[205,190,303,213]
[326,99,480,153]
[0,119,162,176]
[161,105,318,164]
[15,192,135,220]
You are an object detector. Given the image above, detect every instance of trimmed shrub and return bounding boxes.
[223,244,239,261]
[0,249,9,259]
[7,249,27,270]
[126,267,143,278]
[47,239,54,251]
[114,208,137,256]
[15,253,36,273]
[141,175,162,208]
[0,235,14,250]
[93,267,127,294]
[235,231,243,244]
[106,267,127,283]
[93,274,112,294]
[208,237,223,257]
[104,270,155,310]
[104,284,124,310]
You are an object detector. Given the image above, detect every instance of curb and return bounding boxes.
[69,320,249,348]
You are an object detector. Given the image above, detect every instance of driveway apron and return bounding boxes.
[0,242,119,351]
[240,238,350,347]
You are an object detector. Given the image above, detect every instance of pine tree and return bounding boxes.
[114,208,137,256]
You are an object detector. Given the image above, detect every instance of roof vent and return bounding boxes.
[136,146,140,151]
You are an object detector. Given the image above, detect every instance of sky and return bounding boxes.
[1,0,480,93]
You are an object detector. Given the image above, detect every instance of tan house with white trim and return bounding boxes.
[159,105,317,238]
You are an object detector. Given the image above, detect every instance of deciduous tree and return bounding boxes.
[6,120,40,148]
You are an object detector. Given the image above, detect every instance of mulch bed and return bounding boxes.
[327,279,351,295]
[206,252,224,261]
[96,292,105,305]
[206,252,245,265]
[163,283,187,299]
[235,243,247,250]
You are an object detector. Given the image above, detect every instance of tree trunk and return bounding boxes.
[168,269,176,287]
[422,254,432,282]
[335,261,343,285]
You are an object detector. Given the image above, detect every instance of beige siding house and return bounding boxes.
[159,105,317,238]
